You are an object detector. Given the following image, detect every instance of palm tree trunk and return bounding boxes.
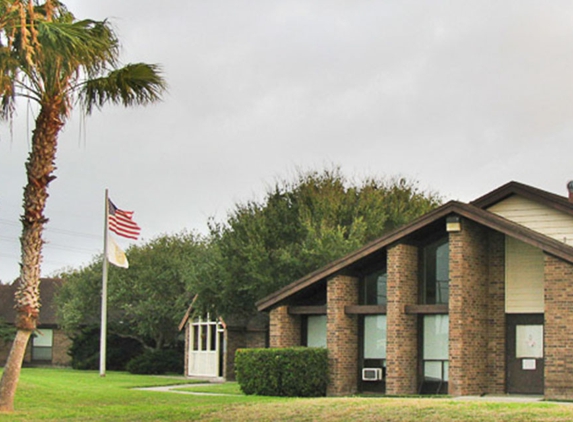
[0,102,63,412]
[0,330,32,412]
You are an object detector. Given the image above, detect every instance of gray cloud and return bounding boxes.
[1,0,572,282]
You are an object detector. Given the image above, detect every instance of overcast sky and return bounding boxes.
[1,1,573,283]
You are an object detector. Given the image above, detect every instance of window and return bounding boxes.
[362,315,387,389]
[423,315,449,382]
[364,315,386,361]
[190,315,222,352]
[363,268,388,305]
[305,315,327,348]
[32,329,53,361]
[423,238,449,304]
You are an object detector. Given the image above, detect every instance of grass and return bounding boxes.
[1,368,573,421]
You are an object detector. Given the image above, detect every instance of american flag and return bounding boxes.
[108,199,141,240]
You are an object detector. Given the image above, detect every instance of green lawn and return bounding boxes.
[1,368,573,421]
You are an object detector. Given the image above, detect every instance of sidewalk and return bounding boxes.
[453,395,544,403]
[135,383,240,396]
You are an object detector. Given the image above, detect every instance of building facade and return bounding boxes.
[0,278,71,367]
[257,182,573,399]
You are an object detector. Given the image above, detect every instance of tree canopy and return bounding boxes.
[56,168,441,338]
[57,232,208,351]
[199,168,442,318]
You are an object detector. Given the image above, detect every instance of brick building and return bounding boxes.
[257,181,573,399]
[0,278,71,367]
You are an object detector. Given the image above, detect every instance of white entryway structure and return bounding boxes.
[186,315,225,378]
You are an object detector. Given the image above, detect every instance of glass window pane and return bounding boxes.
[436,242,449,283]
[193,326,199,351]
[210,324,217,351]
[32,346,52,361]
[364,269,387,305]
[423,315,449,360]
[424,238,449,304]
[364,315,387,359]
[424,361,443,381]
[33,329,53,347]
[200,325,207,351]
[306,315,327,348]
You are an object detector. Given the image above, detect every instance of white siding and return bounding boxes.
[505,237,544,313]
[488,195,573,245]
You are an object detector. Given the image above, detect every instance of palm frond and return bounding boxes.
[0,45,18,119]
[80,63,166,113]
[36,19,119,76]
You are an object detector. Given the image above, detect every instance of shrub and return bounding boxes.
[235,347,328,397]
[126,348,183,375]
[68,326,143,371]
[0,318,15,343]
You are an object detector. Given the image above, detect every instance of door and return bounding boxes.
[188,317,224,377]
[507,314,544,394]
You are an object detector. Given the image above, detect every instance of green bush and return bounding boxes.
[0,317,15,343]
[235,347,328,397]
[68,326,143,371]
[126,348,183,375]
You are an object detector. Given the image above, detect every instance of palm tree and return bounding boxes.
[0,0,166,411]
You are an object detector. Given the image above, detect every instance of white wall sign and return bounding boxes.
[516,325,543,359]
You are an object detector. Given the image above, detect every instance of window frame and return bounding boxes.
[421,236,450,305]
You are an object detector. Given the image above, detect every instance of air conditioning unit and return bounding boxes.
[362,367,383,381]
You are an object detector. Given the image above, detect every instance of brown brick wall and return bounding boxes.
[544,254,573,399]
[269,305,300,348]
[246,330,267,349]
[0,328,71,367]
[386,243,419,395]
[449,219,489,396]
[51,329,72,366]
[225,327,247,381]
[486,231,506,394]
[326,274,359,396]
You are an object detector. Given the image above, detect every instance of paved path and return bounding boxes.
[452,395,544,403]
[137,384,565,403]
[135,383,241,396]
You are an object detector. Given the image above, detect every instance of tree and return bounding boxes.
[202,168,442,318]
[0,319,15,344]
[0,1,166,412]
[57,232,209,352]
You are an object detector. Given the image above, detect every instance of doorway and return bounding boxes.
[506,314,544,394]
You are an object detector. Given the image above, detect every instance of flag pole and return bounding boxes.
[100,188,110,377]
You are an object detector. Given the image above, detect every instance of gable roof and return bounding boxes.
[471,181,573,216]
[256,182,573,312]
[0,278,64,326]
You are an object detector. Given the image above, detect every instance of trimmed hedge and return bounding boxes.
[235,347,328,397]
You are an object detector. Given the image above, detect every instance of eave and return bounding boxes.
[256,201,573,312]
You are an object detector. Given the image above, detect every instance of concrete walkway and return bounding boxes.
[452,395,544,403]
[135,383,241,396]
[137,384,564,403]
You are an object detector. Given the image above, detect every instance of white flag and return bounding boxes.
[107,235,129,268]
